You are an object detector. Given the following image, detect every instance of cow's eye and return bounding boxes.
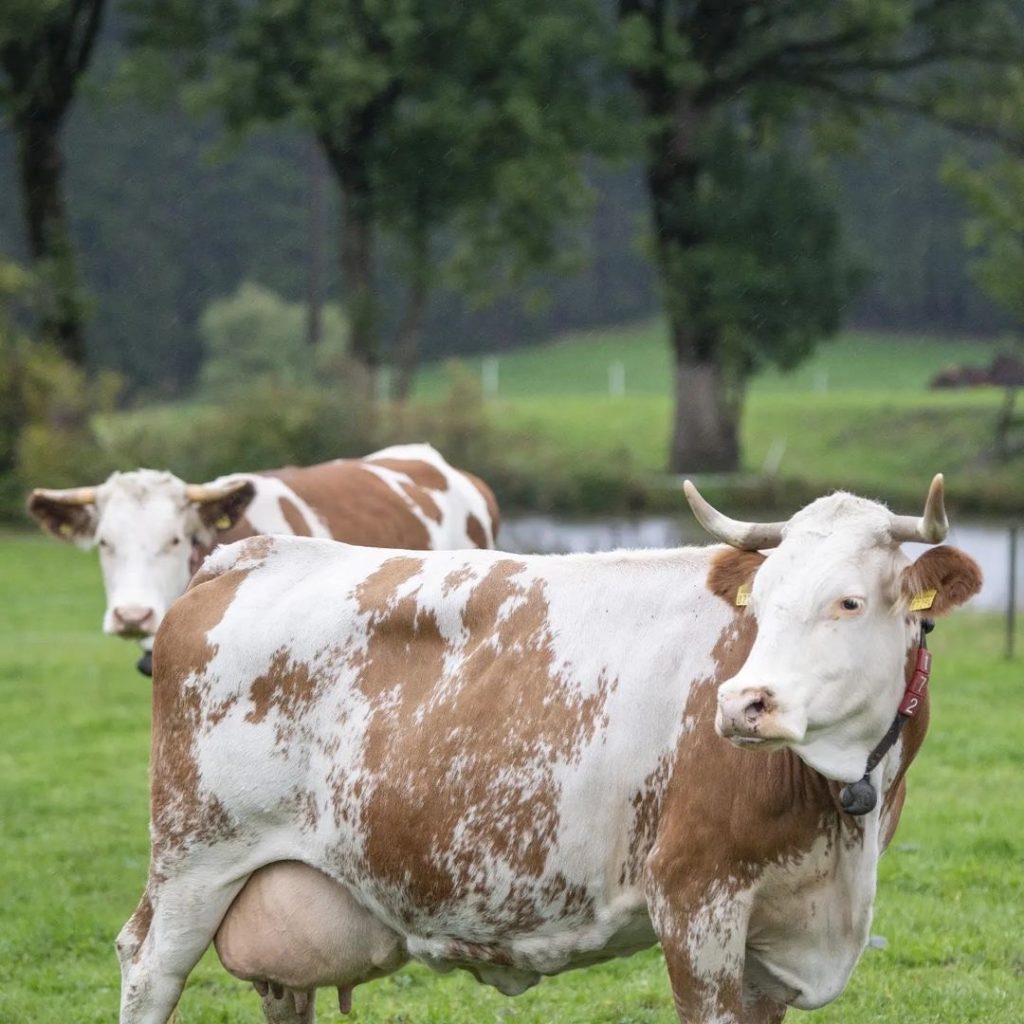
[98,538,112,551]
[169,536,181,547]
[840,597,864,613]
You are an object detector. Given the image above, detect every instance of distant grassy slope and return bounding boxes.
[1,534,1021,1023]
[414,323,1004,398]
[80,322,1021,516]
[413,324,1019,512]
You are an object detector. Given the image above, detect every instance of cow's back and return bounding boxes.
[222,445,497,551]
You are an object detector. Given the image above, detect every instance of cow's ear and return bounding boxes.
[900,545,982,618]
[27,487,99,547]
[186,479,256,532]
[707,548,766,608]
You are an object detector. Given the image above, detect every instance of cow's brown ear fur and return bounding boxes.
[26,491,98,546]
[191,480,256,532]
[707,548,766,607]
[900,545,983,617]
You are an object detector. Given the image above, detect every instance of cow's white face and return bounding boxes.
[29,470,254,643]
[708,492,982,783]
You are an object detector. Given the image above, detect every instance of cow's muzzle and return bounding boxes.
[111,605,157,638]
[716,687,802,745]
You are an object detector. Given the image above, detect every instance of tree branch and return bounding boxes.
[788,74,1024,155]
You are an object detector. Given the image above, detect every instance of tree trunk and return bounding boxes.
[641,91,742,472]
[15,116,84,364]
[669,326,740,472]
[338,173,379,394]
[306,138,324,347]
[392,232,429,403]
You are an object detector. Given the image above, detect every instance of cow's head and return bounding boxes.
[28,469,255,642]
[687,476,982,783]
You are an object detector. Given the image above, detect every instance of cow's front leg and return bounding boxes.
[117,866,247,1024]
[646,863,785,1024]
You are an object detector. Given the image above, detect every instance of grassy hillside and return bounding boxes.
[414,324,1004,398]
[413,324,1020,513]
[67,323,1024,518]
[1,534,1021,1023]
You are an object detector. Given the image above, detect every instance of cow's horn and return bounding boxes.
[29,486,97,506]
[184,480,248,503]
[889,473,948,544]
[683,481,785,550]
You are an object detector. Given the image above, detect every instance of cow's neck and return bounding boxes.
[656,610,931,886]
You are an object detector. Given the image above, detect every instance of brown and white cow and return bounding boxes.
[117,476,981,1024]
[28,443,498,670]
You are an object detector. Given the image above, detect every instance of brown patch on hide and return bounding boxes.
[621,753,674,887]
[278,496,313,536]
[442,566,474,595]
[401,482,443,523]
[245,648,319,726]
[367,457,449,492]
[123,892,154,962]
[349,557,611,928]
[267,463,431,550]
[459,470,501,543]
[149,562,256,856]
[466,513,489,549]
[706,548,766,606]
[900,545,983,617]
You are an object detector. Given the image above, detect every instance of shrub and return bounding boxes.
[199,282,349,396]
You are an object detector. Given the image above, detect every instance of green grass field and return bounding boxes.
[2,534,1022,1023]
[89,323,1023,516]
[414,323,1005,398]
[413,323,1021,512]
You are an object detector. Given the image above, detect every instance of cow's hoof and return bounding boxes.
[136,650,153,677]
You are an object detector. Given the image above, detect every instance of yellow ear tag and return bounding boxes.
[215,515,232,530]
[735,583,751,607]
[59,522,73,536]
[909,589,937,612]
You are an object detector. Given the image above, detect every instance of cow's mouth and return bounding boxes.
[728,735,788,751]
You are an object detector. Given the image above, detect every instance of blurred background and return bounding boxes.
[2,1,1023,527]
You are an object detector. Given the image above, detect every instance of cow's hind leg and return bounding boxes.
[117,869,247,1024]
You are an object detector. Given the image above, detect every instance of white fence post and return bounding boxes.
[482,357,499,398]
[609,360,625,397]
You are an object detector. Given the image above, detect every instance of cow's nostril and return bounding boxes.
[744,698,766,721]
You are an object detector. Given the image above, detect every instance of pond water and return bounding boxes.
[501,516,1021,614]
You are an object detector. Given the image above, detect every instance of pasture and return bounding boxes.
[1,531,1022,1023]
[94,325,1023,517]
[418,325,1022,511]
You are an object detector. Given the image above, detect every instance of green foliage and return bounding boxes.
[1,537,1021,1022]
[198,281,348,396]
[124,0,616,359]
[661,123,860,383]
[946,153,1024,323]
[0,257,119,511]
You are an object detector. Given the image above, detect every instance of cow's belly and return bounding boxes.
[215,860,655,998]
[404,893,657,994]
[214,861,407,990]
